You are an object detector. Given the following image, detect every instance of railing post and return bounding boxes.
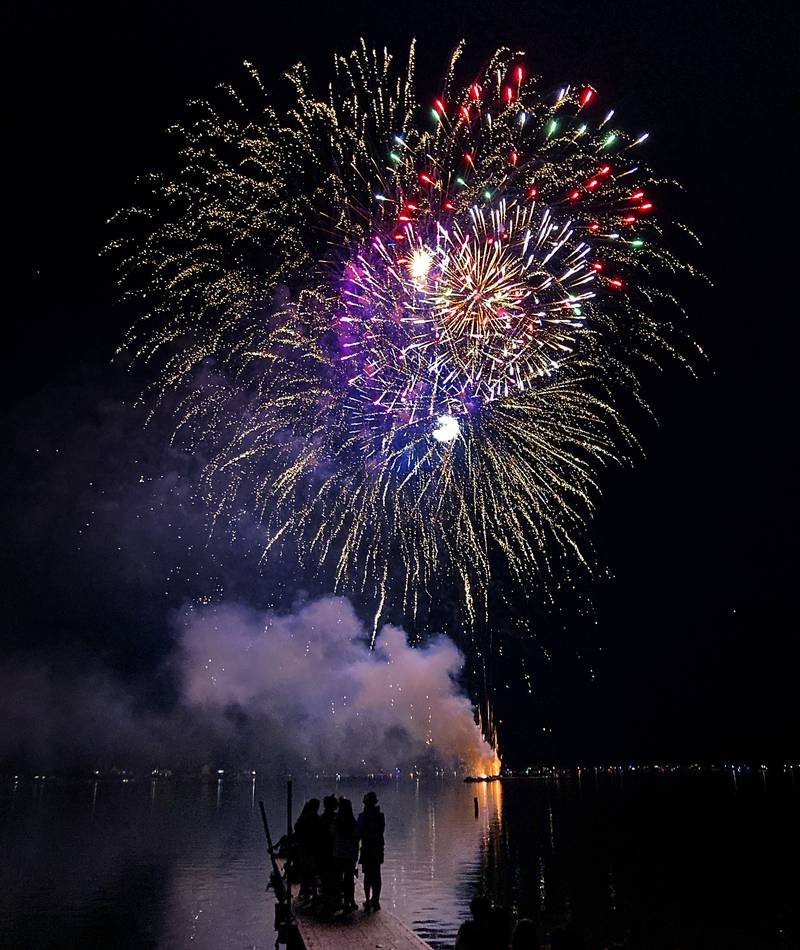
[285,780,293,918]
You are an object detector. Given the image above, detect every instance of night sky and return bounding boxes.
[3,0,797,768]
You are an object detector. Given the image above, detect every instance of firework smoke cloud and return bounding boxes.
[0,596,497,775]
[182,596,499,774]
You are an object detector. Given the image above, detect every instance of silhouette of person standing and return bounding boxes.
[333,797,360,913]
[317,794,339,910]
[293,798,320,902]
[357,791,385,911]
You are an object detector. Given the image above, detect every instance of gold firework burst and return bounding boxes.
[110,41,700,634]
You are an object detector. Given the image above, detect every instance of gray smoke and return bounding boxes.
[0,596,497,774]
[180,596,497,774]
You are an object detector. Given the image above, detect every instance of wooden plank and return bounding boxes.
[291,879,432,950]
[296,908,432,950]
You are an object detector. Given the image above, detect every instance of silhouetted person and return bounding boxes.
[317,794,339,909]
[293,798,320,901]
[488,904,514,949]
[333,796,360,913]
[357,790,385,911]
[511,918,540,950]
[455,895,492,949]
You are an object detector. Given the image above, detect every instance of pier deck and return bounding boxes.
[291,880,432,950]
[294,907,432,950]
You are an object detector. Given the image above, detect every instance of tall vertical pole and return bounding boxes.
[286,780,293,915]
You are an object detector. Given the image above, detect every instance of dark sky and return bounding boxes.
[2,0,797,767]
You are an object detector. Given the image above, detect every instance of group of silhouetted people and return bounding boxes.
[455,895,532,949]
[456,894,588,949]
[292,791,385,916]
[290,794,588,945]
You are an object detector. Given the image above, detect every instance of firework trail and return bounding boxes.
[111,41,697,638]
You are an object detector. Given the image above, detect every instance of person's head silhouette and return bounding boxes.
[337,797,355,822]
[322,794,338,813]
[469,894,492,924]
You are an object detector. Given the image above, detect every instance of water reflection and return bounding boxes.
[0,771,798,949]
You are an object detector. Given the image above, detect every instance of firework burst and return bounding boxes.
[110,41,698,636]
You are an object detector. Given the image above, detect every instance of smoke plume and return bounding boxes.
[0,596,498,775]
[180,595,498,774]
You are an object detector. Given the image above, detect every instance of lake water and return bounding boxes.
[1,769,798,948]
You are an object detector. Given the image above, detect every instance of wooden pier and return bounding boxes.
[259,792,433,950]
[294,894,432,950]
